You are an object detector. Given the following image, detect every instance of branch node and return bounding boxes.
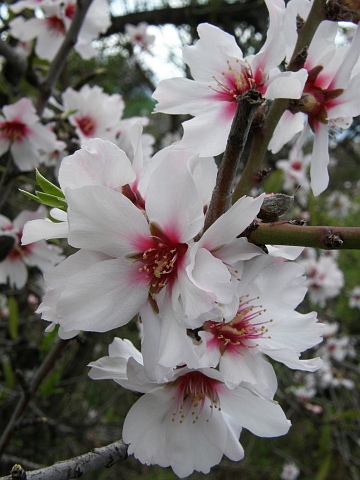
[325,231,344,249]
[10,464,26,480]
[74,465,83,477]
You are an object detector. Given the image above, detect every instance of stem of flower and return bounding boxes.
[203,90,262,232]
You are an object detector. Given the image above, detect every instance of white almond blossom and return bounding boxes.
[152,9,307,157]
[89,339,291,478]
[197,255,323,390]
[0,98,57,171]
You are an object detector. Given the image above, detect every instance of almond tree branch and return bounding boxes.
[104,0,268,37]
[0,440,128,480]
[203,90,262,232]
[35,0,94,115]
[246,223,360,250]
[232,0,326,202]
[0,339,70,459]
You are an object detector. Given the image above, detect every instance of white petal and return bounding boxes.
[310,122,329,196]
[66,185,150,256]
[220,386,291,437]
[57,258,148,332]
[22,219,68,243]
[200,195,264,250]
[145,152,204,242]
[59,138,135,190]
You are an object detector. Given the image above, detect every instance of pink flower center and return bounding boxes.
[6,232,33,260]
[75,116,96,137]
[134,34,143,43]
[171,371,221,424]
[289,66,343,130]
[211,59,263,102]
[134,224,188,297]
[0,121,30,143]
[291,160,303,171]
[65,2,76,19]
[308,267,325,289]
[204,296,271,355]
[46,15,66,35]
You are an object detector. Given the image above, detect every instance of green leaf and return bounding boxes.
[36,192,67,210]
[19,189,43,204]
[36,169,64,198]
[7,296,19,340]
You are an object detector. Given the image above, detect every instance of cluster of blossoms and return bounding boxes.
[2,0,360,476]
[21,131,324,475]
[9,0,111,61]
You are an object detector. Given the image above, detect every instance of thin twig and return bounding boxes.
[203,90,262,232]
[0,440,128,480]
[35,0,94,115]
[0,338,70,458]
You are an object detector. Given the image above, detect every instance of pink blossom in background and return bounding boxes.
[62,85,125,143]
[348,285,360,309]
[326,191,351,218]
[0,98,57,171]
[297,249,345,307]
[280,462,300,480]
[125,22,155,52]
[9,0,110,61]
[0,207,64,289]
[276,144,311,205]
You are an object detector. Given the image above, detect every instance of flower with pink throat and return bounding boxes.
[61,85,125,143]
[88,338,291,477]
[125,22,155,52]
[0,206,64,289]
[152,9,307,157]
[0,98,57,171]
[270,20,360,195]
[198,255,323,391]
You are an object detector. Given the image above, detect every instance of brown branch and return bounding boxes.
[35,0,94,115]
[246,223,360,250]
[104,1,268,37]
[0,339,70,459]
[0,441,128,480]
[203,90,262,232]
